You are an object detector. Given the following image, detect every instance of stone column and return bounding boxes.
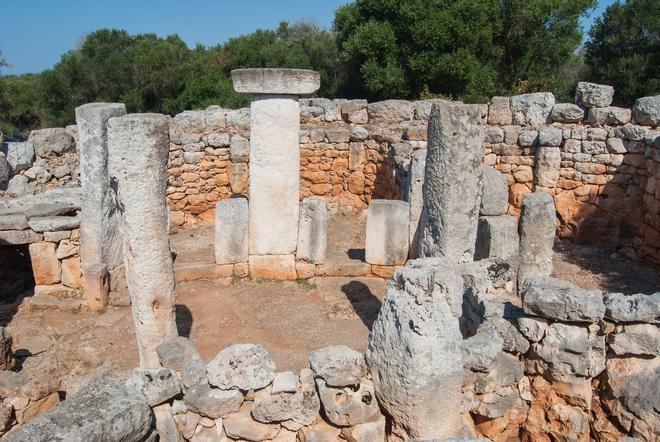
[518,192,556,291]
[75,103,126,311]
[107,113,178,368]
[418,103,485,262]
[231,69,320,275]
[407,150,426,259]
[365,200,410,266]
[296,197,328,264]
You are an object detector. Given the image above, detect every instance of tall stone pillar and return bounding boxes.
[107,113,178,368]
[75,103,126,311]
[518,192,556,291]
[418,103,485,262]
[231,69,320,275]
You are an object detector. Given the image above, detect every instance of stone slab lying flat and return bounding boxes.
[3,379,153,442]
[232,68,320,95]
[0,229,43,245]
[0,214,29,230]
[28,214,81,232]
[174,262,234,282]
[0,187,82,216]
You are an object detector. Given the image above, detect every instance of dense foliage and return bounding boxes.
[584,0,660,105]
[0,0,658,136]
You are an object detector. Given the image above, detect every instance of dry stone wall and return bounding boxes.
[1,88,658,266]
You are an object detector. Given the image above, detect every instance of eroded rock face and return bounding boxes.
[575,82,614,108]
[603,292,660,323]
[603,357,659,441]
[125,367,181,406]
[550,103,584,123]
[527,322,606,382]
[366,260,467,440]
[633,95,660,126]
[206,344,276,390]
[511,92,555,126]
[309,345,366,388]
[28,128,76,157]
[316,378,380,427]
[3,379,153,442]
[608,324,660,357]
[156,336,202,374]
[251,368,319,428]
[522,276,605,323]
[223,402,281,441]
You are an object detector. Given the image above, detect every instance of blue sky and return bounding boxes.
[1,0,617,75]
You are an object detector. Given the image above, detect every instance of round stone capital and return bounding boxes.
[231,68,320,95]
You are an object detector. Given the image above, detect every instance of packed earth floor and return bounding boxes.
[2,213,659,391]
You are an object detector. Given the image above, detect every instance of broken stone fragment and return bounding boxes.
[223,402,281,441]
[125,367,181,406]
[517,192,556,290]
[522,276,605,323]
[251,370,319,427]
[633,95,660,126]
[156,336,202,374]
[511,92,555,126]
[316,378,381,426]
[206,343,276,390]
[608,323,660,357]
[308,345,366,387]
[184,382,244,419]
[462,328,504,372]
[0,327,13,370]
[480,166,508,216]
[516,316,549,343]
[575,82,614,108]
[477,317,530,355]
[603,292,659,323]
[271,371,298,395]
[550,103,584,123]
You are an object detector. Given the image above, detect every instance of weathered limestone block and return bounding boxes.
[309,345,366,387]
[414,99,452,120]
[3,379,153,442]
[511,92,555,126]
[153,404,183,442]
[550,103,584,123]
[214,198,248,265]
[529,322,606,382]
[480,166,508,216]
[251,369,319,428]
[107,113,178,368]
[82,263,109,312]
[224,402,281,441]
[229,134,249,162]
[418,102,484,262]
[340,414,386,442]
[604,357,659,441]
[28,215,80,232]
[232,68,320,95]
[29,241,60,285]
[28,127,76,156]
[604,292,659,323]
[5,174,33,195]
[296,197,328,264]
[517,192,556,290]
[462,328,504,372]
[0,187,82,216]
[248,95,300,254]
[366,260,467,440]
[0,152,8,185]
[407,150,426,258]
[575,82,614,108]
[478,317,530,355]
[0,214,29,230]
[169,110,205,144]
[633,95,660,126]
[488,96,512,125]
[75,103,127,276]
[365,199,409,265]
[522,276,605,322]
[538,127,563,146]
[484,126,504,143]
[608,324,660,357]
[249,254,297,280]
[4,141,34,173]
[207,343,276,390]
[0,229,43,245]
[126,367,180,406]
[535,146,561,187]
[586,106,632,125]
[156,336,202,374]
[475,215,519,262]
[316,378,380,426]
[341,99,368,123]
[517,316,549,343]
[366,100,414,123]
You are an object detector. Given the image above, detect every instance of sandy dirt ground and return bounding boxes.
[2,214,659,389]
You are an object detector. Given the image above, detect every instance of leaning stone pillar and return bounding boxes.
[107,113,178,367]
[418,103,485,262]
[231,69,320,275]
[517,192,556,291]
[75,103,126,311]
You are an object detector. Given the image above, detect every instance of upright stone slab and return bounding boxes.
[518,192,556,291]
[475,215,519,262]
[75,103,127,311]
[366,260,467,440]
[407,150,426,258]
[297,197,328,264]
[215,198,249,264]
[365,200,410,266]
[107,113,178,367]
[232,69,320,262]
[418,103,485,262]
[535,146,561,188]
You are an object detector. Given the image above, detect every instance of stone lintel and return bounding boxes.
[231,68,320,95]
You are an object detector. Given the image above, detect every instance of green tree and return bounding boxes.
[334,0,595,102]
[584,0,660,105]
